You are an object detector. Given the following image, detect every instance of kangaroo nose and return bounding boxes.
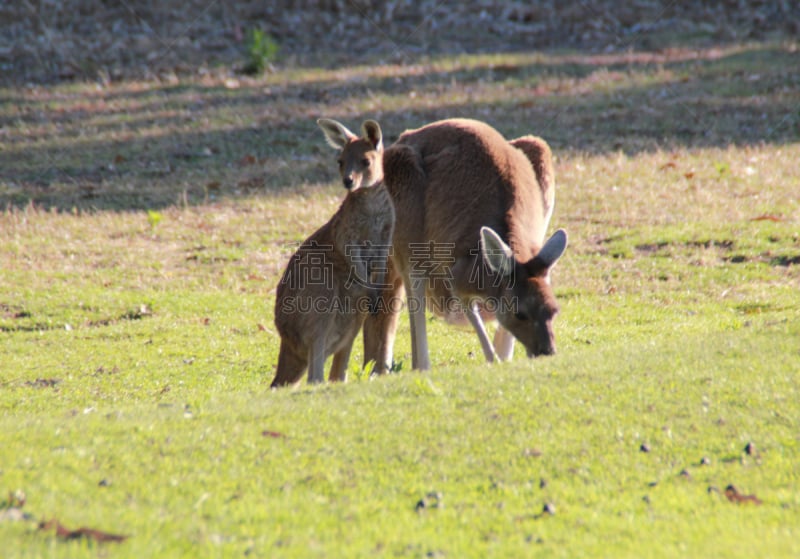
[343,177,354,189]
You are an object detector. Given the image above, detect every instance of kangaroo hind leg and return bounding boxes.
[363,256,403,375]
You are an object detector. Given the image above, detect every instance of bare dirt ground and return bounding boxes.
[2,1,798,85]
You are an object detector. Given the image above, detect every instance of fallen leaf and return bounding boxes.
[261,430,286,438]
[238,154,258,166]
[683,171,695,179]
[659,161,677,170]
[257,323,267,331]
[24,378,60,388]
[39,519,128,543]
[750,214,784,222]
[724,484,762,505]
[113,154,126,164]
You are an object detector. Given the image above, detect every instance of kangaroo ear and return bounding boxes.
[480,226,515,277]
[317,118,357,150]
[537,229,568,268]
[361,120,383,151]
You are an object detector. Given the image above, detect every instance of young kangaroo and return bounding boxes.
[271,119,395,387]
[363,118,567,373]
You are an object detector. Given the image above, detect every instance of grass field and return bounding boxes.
[1,37,799,558]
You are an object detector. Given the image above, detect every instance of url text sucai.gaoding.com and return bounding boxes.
[279,295,522,315]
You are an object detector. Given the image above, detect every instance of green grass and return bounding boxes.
[1,40,799,557]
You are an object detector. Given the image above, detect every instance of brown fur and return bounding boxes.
[364,118,566,371]
[271,119,395,387]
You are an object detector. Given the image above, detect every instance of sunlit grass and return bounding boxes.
[1,41,799,557]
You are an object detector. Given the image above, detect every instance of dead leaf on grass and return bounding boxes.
[659,161,677,170]
[750,214,784,222]
[24,378,60,388]
[261,430,286,438]
[724,484,762,505]
[238,154,258,166]
[38,519,128,543]
[683,171,696,179]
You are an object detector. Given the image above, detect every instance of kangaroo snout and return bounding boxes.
[527,342,556,358]
[526,328,556,358]
[343,176,354,189]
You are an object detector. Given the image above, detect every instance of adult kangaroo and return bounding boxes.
[363,118,567,373]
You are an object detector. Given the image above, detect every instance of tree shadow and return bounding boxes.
[1,42,797,212]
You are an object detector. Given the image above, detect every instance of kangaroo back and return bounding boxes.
[386,119,551,259]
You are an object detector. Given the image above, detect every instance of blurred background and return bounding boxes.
[1,1,798,211]
[3,1,798,85]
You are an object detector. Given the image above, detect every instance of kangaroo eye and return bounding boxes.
[362,158,370,167]
[514,311,528,321]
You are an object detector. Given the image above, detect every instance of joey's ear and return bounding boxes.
[361,120,383,151]
[317,118,357,150]
[480,226,515,277]
[537,229,568,268]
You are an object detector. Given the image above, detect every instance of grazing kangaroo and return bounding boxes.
[271,119,395,387]
[363,118,567,373]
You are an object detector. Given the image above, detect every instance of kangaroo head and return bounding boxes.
[317,118,384,191]
[480,227,568,357]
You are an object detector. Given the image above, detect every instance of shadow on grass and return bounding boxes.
[1,42,798,212]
